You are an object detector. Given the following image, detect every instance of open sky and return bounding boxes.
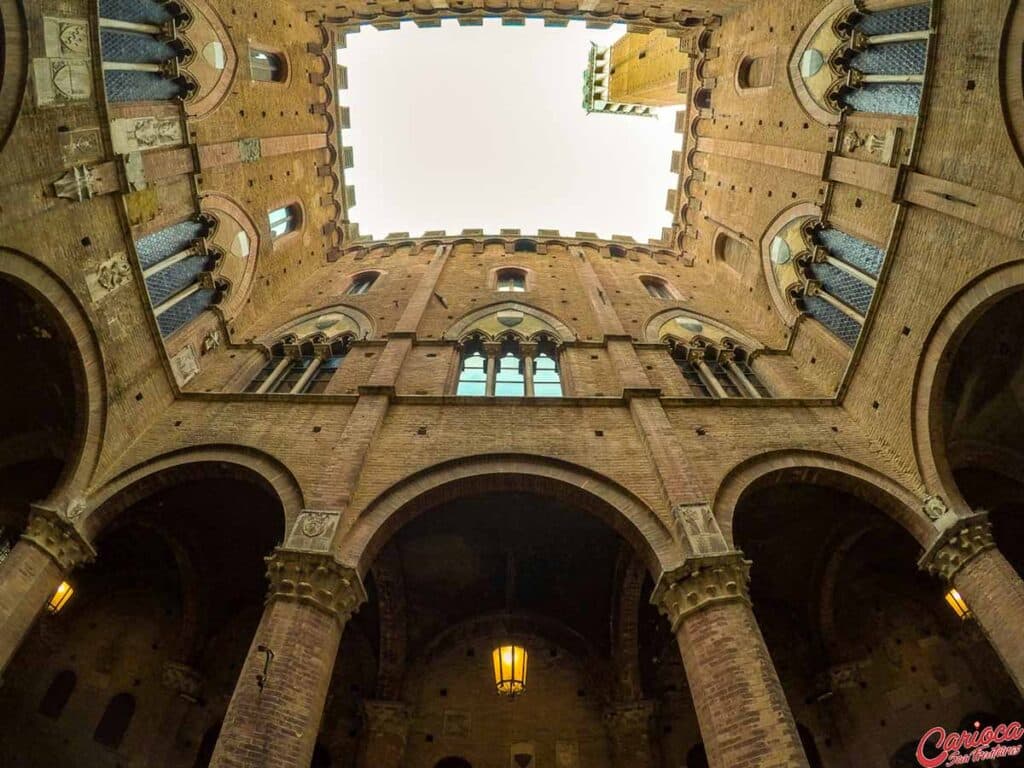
[337,19,682,242]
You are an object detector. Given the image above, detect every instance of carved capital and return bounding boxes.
[162,661,203,702]
[23,506,95,572]
[651,552,751,631]
[265,548,366,626]
[362,699,412,740]
[919,514,995,582]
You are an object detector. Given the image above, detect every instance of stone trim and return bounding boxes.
[362,699,412,740]
[919,514,996,583]
[265,548,366,626]
[22,506,96,572]
[651,552,750,630]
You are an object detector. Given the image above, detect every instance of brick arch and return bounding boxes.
[0,247,107,497]
[714,449,931,547]
[0,0,27,154]
[1001,0,1024,167]
[338,454,678,576]
[80,444,304,539]
[444,301,577,342]
[911,260,1024,511]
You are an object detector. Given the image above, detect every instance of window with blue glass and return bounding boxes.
[456,334,563,398]
[268,205,301,240]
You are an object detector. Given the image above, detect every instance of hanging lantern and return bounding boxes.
[47,581,74,614]
[945,588,971,620]
[492,644,528,698]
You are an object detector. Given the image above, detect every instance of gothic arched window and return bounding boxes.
[456,334,564,398]
[666,330,770,399]
[246,338,351,395]
[93,692,135,749]
[456,336,488,396]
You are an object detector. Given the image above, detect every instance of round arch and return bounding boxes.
[80,444,304,539]
[911,260,1024,507]
[338,454,677,576]
[714,449,932,547]
[0,248,106,496]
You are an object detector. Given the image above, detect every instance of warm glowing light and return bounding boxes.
[47,581,74,614]
[945,588,971,620]
[492,644,528,697]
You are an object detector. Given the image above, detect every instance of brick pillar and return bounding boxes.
[210,549,366,768]
[605,700,659,768]
[0,507,94,673]
[356,699,411,768]
[652,554,809,768]
[920,514,1024,694]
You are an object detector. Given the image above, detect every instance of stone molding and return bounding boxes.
[22,506,96,572]
[265,548,366,626]
[651,552,751,631]
[362,699,412,740]
[919,514,996,583]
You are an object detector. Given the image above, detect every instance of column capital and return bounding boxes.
[362,699,412,740]
[482,340,502,358]
[919,513,995,582]
[651,552,751,631]
[518,341,538,356]
[22,505,95,572]
[265,548,366,626]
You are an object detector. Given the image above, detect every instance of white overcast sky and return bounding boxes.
[337,19,682,241]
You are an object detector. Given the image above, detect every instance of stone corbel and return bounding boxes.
[265,548,366,626]
[918,513,995,583]
[23,505,96,573]
[651,552,751,631]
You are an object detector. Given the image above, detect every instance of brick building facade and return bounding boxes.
[0,0,1022,766]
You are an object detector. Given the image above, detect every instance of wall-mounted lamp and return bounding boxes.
[945,588,971,620]
[47,581,74,614]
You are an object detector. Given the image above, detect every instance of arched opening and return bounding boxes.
[732,478,1022,767]
[0,276,79,559]
[435,758,473,768]
[737,54,774,89]
[0,467,285,766]
[939,290,1024,576]
[37,670,76,719]
[330,470,696,767]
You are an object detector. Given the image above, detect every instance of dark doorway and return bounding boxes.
[435,758,472,768]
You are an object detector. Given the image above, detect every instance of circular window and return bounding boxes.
[799,48,824,79]
[770,236,792,265]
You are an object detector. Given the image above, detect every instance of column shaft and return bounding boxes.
[0,541,63,673]
[211,598,341,767]
[953,548,1024,693]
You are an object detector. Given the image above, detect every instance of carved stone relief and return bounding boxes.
[34,18,92,107]
[286,509,341,551]
[238,137,262,163]
[86,252,132,303]
[672,502,728,556]
[111,117,184,155]
[59,128,103,165]
[171,345,201,387]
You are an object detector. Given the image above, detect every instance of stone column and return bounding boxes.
[920,514,1024,694]
[210,549,366,768]
[483,341,501,397]
[652,553,809,768]
[520,341,537,398]
[356,699,411,768]
[0,507,94,673]
[605,700,659,768]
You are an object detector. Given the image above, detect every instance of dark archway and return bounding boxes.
[733,480,1022,766]
[435,758,472,768]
